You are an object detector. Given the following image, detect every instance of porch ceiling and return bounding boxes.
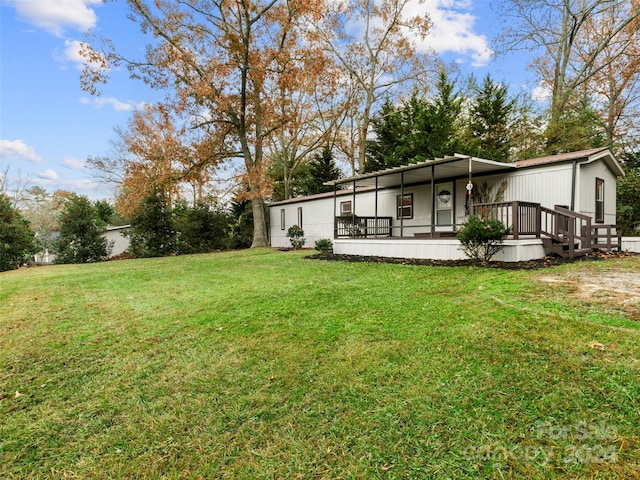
[327,154,517,188]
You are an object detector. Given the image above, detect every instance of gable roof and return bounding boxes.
[513,148,625,176]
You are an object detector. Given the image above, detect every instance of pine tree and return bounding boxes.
[424,70,463,158]
[128,190,176,258]
[365,99,406,172]
[366,71,463,170]
[466,75,515,162]
[301,145,342,195]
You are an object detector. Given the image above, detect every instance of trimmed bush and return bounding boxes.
[457,215,511,263]
[314,238,333,254]
[286,225,306,250]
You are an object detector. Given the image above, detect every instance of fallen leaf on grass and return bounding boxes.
[589,342,606,351]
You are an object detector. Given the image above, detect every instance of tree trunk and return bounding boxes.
[250,197,269,247]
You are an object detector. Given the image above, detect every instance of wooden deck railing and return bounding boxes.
[472,201,620,258]
[591,224,622,251]
[335,216,393,238]
[334,203,620,257]
[471,201,541,239]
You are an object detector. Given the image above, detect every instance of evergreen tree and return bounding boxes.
[544,94,607,155]
[301,145,342,195]
[617,170,640,235]
[366,71,463,171]
[424,70,463,158]
[466,75,516,162]
[128,190,176,258]
[229,198,255,249]
[0,194,36,271]
[174,201,231,254]
[268,152,309,202]
[509,94,546,160]
[621,151,640,172]
[54,194,112,264]
[365,98,406,172]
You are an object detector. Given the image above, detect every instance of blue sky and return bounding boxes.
[0,0,533,200]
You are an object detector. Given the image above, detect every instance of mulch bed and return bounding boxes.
[304,250,637,270]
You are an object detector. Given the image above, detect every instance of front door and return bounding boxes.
[436,182,454,228]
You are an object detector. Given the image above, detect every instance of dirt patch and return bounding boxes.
[540,270,640,320]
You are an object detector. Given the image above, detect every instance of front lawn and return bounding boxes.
[1,249,639,478]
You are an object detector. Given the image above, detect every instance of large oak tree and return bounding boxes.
[83,0,323,247]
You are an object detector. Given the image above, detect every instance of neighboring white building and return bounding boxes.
[269,148,630,261]
[33,225,130,264]
[105,225,131,258]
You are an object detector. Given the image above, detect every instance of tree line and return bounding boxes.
[0,183,261,271]
[80,0,639,247]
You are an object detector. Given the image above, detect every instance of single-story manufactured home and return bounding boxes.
[269,148,636,262]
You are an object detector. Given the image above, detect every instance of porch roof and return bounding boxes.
[325,154,517,188]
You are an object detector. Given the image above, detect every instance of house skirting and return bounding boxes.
[333,238,547,263]
[621,237,640,253]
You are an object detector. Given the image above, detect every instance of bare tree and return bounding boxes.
[307,0,435,172]
[498,0,640,152]
[0,164,31,205]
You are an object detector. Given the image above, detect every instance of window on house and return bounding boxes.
[280,209,285,230]
[340,201,352,215]
[297,207,303,227]
[595,178,605,223]
[396,193,413,219]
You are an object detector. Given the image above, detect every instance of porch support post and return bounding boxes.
[374,176,379,238]
[512,200,519,240]
[352,180,356,231]
[333,185,337,239]
[430,165,435,238]
[400,171,404,237]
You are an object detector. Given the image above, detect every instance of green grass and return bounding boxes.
[1,249,639,479]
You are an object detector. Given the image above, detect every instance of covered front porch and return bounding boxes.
[328,154,516,240]
[332,199,622,261]
[326,155,622,261]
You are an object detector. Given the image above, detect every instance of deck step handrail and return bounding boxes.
[540,205,592,258]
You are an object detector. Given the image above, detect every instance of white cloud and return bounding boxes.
[0,139,44,163]
[11,0,102,37]
[532,82,552,102]
[80,96,146,112]
[73,179,99,190]
[58,39,107,72]
[408,0,493,67]
[31,176,103,195]
[62,157,86,170]
[38,169,59,180]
